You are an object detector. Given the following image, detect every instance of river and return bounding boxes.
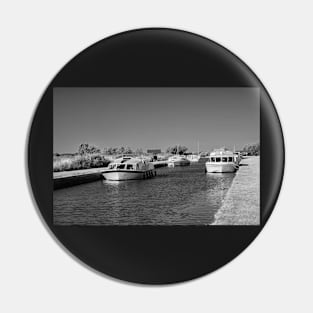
[53,162,235,225]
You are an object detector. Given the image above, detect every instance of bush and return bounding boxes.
[242,143,260,156]
[53,154,110,172]
[166,145,188,155]
[78,143,101,155]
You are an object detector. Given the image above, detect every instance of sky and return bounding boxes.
[53,87,259,154]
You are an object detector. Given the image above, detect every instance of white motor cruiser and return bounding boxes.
[167,155,191,167]
[102,156,156,181]
[205,148,239,173]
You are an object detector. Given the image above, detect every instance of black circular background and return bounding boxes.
[28,28,284,284]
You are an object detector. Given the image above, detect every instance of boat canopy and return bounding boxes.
[112,157,145,165]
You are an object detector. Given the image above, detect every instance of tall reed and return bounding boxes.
[53,154,110,172]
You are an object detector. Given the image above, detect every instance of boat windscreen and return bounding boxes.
[121,158,131,163]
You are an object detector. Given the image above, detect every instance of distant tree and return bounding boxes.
[242,143,260,156]
[103,146,133,155]
[78,143,88,155]
[166,145,188,155]
[105,147,123,155]
[105,147,113,155]
[78,143,101,155]
[124,146,133,154]
[135,148,143,155]
[115,146,133,155]
[117,146,126,154]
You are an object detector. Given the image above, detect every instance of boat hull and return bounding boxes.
[102,170,155,181]
[205,163,237,173]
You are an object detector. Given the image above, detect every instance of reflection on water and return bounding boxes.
[53,163,235,225]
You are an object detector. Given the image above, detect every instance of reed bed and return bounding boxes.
[53,154,111,172]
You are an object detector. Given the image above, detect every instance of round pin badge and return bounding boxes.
[28,28,284,284]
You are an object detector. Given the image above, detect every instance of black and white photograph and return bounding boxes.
[6,0,313,310]
[53,87,260,225]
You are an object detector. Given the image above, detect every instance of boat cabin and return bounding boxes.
[108,157,152,171]
[108,163,137,170]
[207,148,237,163]
[207,156,235,163]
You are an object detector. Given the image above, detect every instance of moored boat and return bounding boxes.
[205,148,239,173]
[186,154,201,162]
[186,141,201,162]
[168,155,191,167]
[102,156,156,181]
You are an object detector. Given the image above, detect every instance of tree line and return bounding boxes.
[242,142,260,156]
[55,142,259,157]
[166,145,188,155]
[76,144,134,156]
[64,144,190,156]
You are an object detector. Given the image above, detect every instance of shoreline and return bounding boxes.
[212,156,260,225]
[53,167,107,190]
[53,161,168,189]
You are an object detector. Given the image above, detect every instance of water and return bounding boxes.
[53,163,235,225]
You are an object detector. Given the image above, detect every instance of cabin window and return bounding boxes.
[126,164,133,170]
[211,157,215,162]
[117,164,125,169]
[216,157,221,162]
[109,164,116,169]
[228,157,233,162]
[222,157,227,162]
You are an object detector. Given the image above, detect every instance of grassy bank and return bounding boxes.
[53,154,111,172]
